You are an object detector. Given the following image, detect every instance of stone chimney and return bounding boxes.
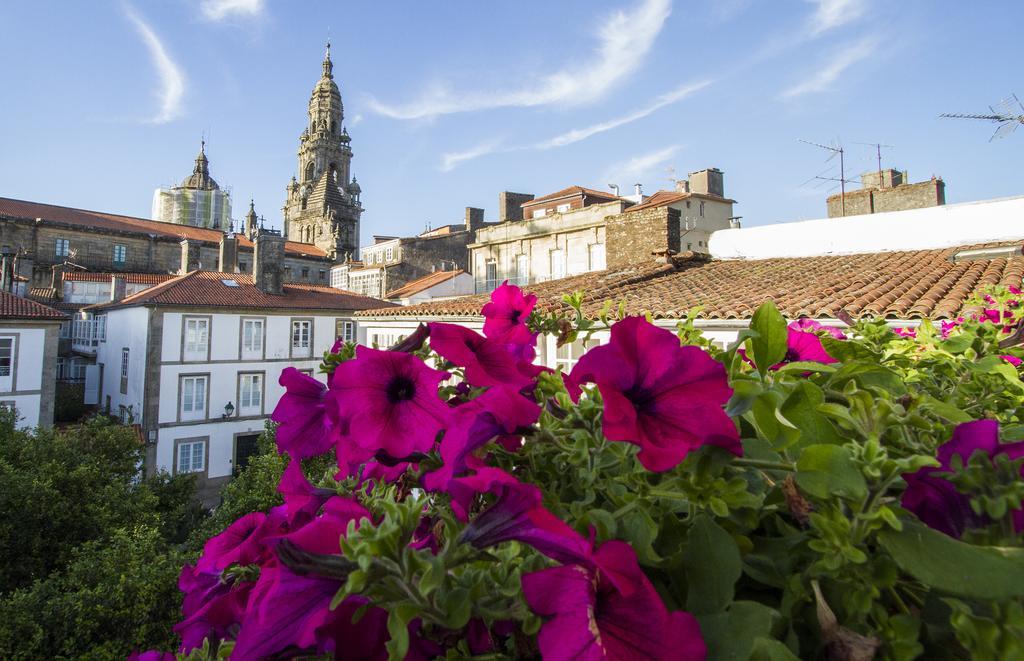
[464,207,485,231]
[50,264,65,301]
[179,239,201,275]
[605,206,681,271]
[675,179,691,193]
[498,192,534,222]
[110,276,127,302]
[254,233,286,295]
[688,168,725,198]
[218,234,238,273]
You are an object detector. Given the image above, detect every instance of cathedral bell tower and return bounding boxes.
[283,42,362,260]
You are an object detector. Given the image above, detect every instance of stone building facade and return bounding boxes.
[282,43,363,260]
[151,141,232,231]
[827,169,946,217]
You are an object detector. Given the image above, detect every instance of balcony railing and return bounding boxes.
[71,316,106,354]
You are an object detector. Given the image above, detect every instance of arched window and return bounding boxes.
[331,121,336,133]
[329,163,338,184]
[304,162,315,182]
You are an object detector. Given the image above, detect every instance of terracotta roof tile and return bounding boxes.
[63,271,177,284]
[524,185,626,206]
[386,270,466,299]
[358,243,1024,321]
[0,290,67,320]
[0,197,328,259]
[91,270,395,312]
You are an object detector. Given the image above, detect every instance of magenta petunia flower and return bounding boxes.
[893,327,917,338]
[457,470,590,564]
[175,563,254,653]
[272,367,338,460]
[330,345,451,458]
[1003,355,1023,367]
[481,281,538,348]
[278,460,336,525]
[570,316,740,472]
[195,511,272,574]
[522,540,706,661]
[423,385,540,492]
[428,322,544,389]
[445,460,520,522]
[781,326,837,365]
[902,420,1024,537]
[127,652,175,661]
[789,318,847,340]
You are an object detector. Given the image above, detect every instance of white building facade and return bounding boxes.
[0,291,64,428]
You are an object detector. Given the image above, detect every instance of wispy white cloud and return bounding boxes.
[806,0,868,35]
[440,139,505,173]
[780,36,876,99]
[534,81,710,149]
[604,145,681,185]
[124,6,186,124]
[438,80,709,171]
[200,0,265,21]
[349,113,364,127]
[369,0,672,120]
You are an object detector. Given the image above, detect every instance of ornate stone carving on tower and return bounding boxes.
[283,42,363,260]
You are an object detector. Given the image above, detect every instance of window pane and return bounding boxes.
[194,379,205,411]
[0,339,11,377]
[183,378,194,411]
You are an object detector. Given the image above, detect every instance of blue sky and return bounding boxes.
[1,0,1023,241]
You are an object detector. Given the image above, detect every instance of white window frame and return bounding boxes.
[183,317,210,362]
[0,337,13,379]
[291,319,312,358]
[238,373,263,415]
[175,438,207,475]
[532,208,547,219]
[336,319,355,343]
[554,338,601,372]
[556,203,571,213]
[179,375,208,422]
[385,247,394,261]
[55,238,70,258]
[550,249,566,280]
[588,243,606,271]
[112,244,127,264]
[241,318,264,360]
[515,254,529,286]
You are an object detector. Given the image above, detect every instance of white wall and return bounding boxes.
[396,273,475,305]
[97,307,151,423]
[0,324,48,429]
[709,194,1024,260]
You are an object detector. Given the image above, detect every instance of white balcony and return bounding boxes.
[71,315,106,354]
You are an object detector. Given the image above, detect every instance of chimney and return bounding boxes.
[634,183,643,198]
[110,276,126,302]
[688,168,725,198]
[605,206,681,271]
[675,179,690,194]
[464,207,485,231]
[218,234,238,273]
[179,239,201,275]
[50,264,65,301]
[254,233,286,295]
[498,192,534,222]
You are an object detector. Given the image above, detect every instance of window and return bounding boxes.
[291,320,312,357]
[385,247,394,261]
[550,249,566,280]
[302,267,310,279]
[532,208,547,219]
[556,203,571,213]
[319,269,326,282]
[699,201,705,217]
[120,347,129,394]
[336,319,355,343]
[485,260,498,291]
[554,338,601,371]
[183,317,209,361]
[176,439,206,474]
[588,243,606,271]
[515,254,529,286]
[241,319,264,359]
[0,338,12,377]
[55,238,70,258]
[180,375,207,421]
[239,373,263,414]
[112,244,127,264]
[57,357,66,380]
[239,261,248,272]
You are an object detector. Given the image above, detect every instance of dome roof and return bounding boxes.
[180,141,219,190]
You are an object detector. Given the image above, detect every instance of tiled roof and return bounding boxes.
[0,197,328,259]
[64,272,177,284]
[626,189,737,213]
[0,290,67,320]
[357,243,1024,321]
[386,270,465,299]
[91,270,396,312]
[524,186,625,206]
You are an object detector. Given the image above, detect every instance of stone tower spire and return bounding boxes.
[282,44,362,260]
[244,199,258,238]
[182,140,219,191]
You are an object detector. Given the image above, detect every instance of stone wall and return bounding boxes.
[827,179,945,218]
[498,192,535,222]
[605,206,681,270]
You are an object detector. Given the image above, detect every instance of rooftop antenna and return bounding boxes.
[664,165,677,184]
[940,93,1024,141]
[799,139,854,217]
[853,141,895,186]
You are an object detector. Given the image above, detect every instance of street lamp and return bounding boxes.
[222,401,235,418]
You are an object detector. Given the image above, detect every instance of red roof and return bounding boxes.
[0,197,328,259]
[386,270,465,299]
[523,186,626,207]
[91,270,396,312]
[64,272,177,284]
[626,189,737,212]
[0,290,67,320]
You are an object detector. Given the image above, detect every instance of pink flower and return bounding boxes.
[330,346,451,458]
[902,420,1024,537]
[789,318,846,340]
[781,326,837,365]
[893,327,917,338]
[195,511,273,574]
[481,282,537,348]
[428,322,545,389]
[522,540,706,661]
[271,368,338,460]
[1003,355,1023,367]
[423,385,540,492]
[175,564,253,653]
[570,316,740,472]
[127,651,176,661]
[457,469,590,564]
[940,317,965,338]
[278,460,334,525]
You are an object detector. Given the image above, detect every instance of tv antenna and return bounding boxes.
[853,141,895,186]
[799,139,855,217]
[940,93,1024,141]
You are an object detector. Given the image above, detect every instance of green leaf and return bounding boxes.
[794,444,867,501]
[726,379,762,417]
[877,522,1024,600]
[751,637,801,660]
[580,509,617,541]
[749,301,788,377]
[385,607,413,661]
[697,600,780,661]
[682,515,741,615]
[829,361,907,395]
[440,588,472,629]
[779,382,843,448]
[621,509,661,565]
[774,361,838,374]
[918,395,973,424]
[821,335,880,362]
